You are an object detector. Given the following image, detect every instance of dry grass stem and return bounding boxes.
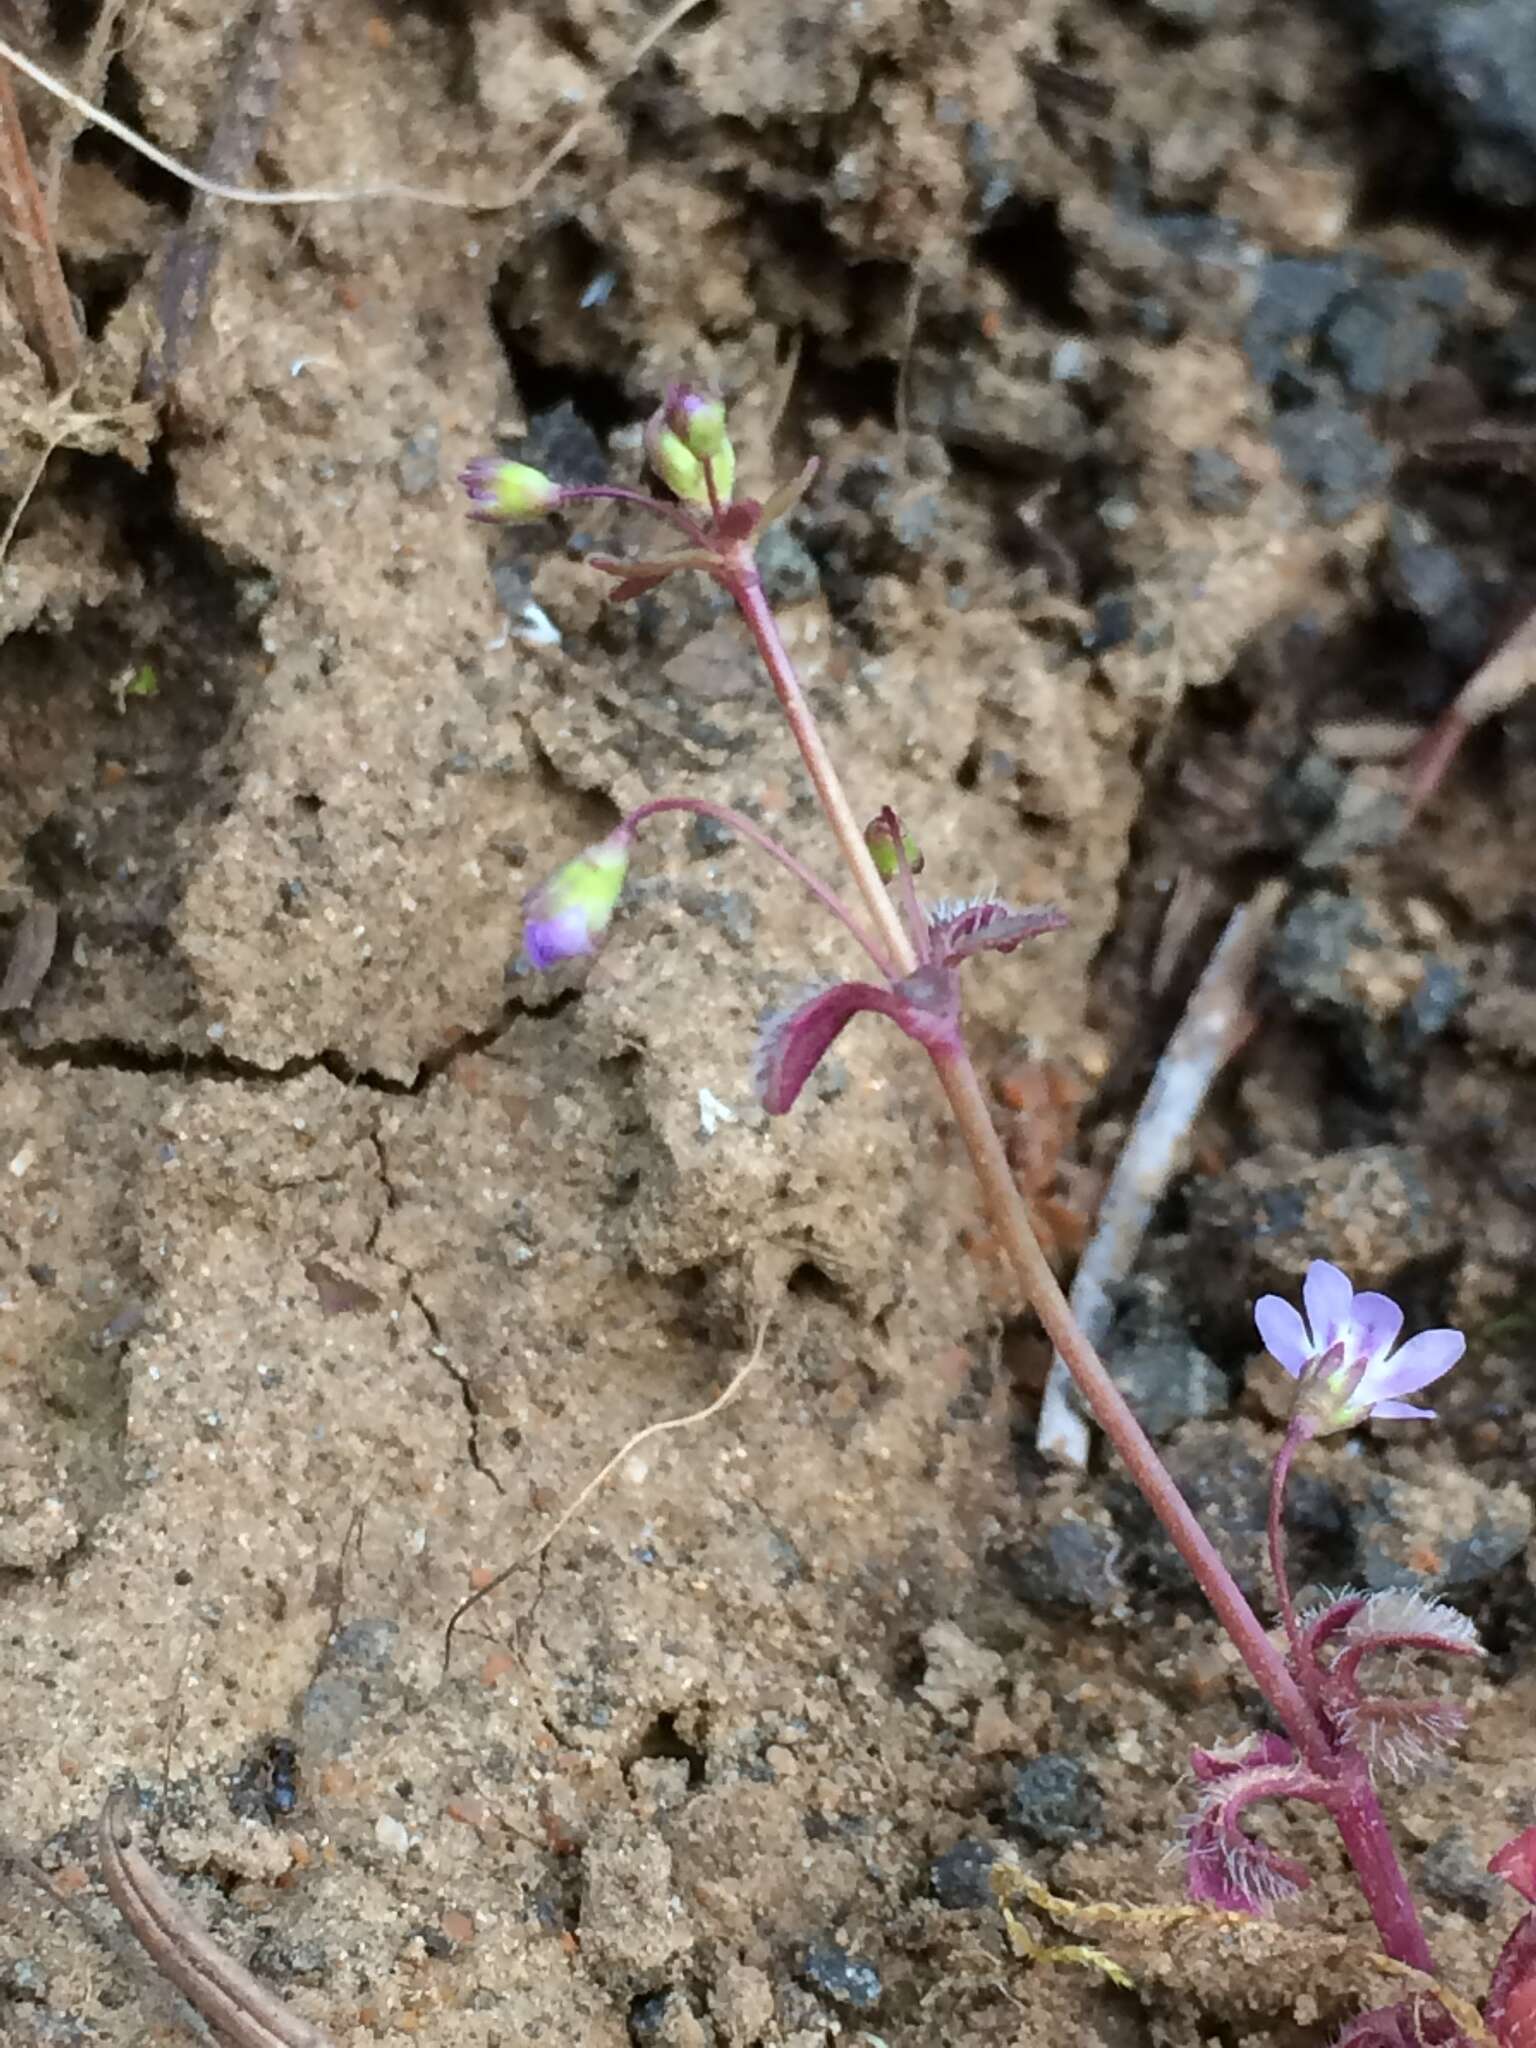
[1036,882,1285,1465]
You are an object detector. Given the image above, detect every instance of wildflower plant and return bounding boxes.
[462,389,1535,2044]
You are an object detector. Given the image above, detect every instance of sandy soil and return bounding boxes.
[3,3,1536,2045]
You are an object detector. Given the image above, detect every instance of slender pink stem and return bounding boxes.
[928,1038,1332,1771]
[555,485,711,548]
[726,559,920,979]
[627,795,894,975]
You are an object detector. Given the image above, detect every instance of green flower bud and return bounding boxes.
[665,385,730,459]
[459,457,562,523]
[864,810,924,880]
[645,407,736,506]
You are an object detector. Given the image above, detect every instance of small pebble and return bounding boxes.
[797,1940,882,2011]
[930,1837,999,1909]
[376,1813,410,1858]
[1007,1753,1103,1847]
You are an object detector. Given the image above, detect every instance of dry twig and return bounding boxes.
[1404,600,1536,821]
[1036,882,1285,1466]
[0,62,82,386]
[99,1794,334,2048]
[142,0,306,397]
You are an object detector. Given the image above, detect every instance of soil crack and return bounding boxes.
[7,998,577,1096]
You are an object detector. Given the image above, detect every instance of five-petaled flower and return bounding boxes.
[1254,1260,1464,1436]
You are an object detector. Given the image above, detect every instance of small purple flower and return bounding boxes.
[1254,1260,1464,1435]
[522,826,633,970]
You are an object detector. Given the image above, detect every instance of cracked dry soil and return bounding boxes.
[4,3,1536,2045]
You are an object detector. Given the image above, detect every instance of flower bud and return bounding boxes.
[522,826,633,969]
[644,406,736,506]
[864,809,924,879]
[459,456,562,523]
[665,385,730,459]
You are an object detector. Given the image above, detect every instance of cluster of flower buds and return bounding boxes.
[643,387,736,506]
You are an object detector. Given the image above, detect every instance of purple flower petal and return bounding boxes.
[1302,1260,1353,1350]
[1367,1398,1436,1422]
[1371,1326,1465,1400]
[1347,1289,1404,1361]
[1254,1295,1309,1376]
[525,905,593,970]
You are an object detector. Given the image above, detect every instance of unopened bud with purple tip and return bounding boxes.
[522,826,634,969]
[645,394,735,507]
[459,456,563,524]
[665,385,730,459]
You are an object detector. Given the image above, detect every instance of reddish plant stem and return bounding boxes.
[728,559,919,978]
[627,795,893,973]
[1326,1762,1437,1977]
[724,536,1446,1973]
[929,1036,1329,1770]
[0,65,82,389]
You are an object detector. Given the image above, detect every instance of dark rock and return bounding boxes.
[797,1941,882,2011]
[1186,447,1255,514]
[628,1990,702,2046]
[931,1837,1000,1909]
[325,1618,400,1672]
[686,813,737,856]
[518,401,609,486]
[1112,1422,1348,1601]
[1187,1143,1453,1300]
[1244,257,1359,389]
[755,524,821,608]
[1420,1828,1506,1921]
[1321,278,1456,399]
[1006,1754,1103,1846]
[1490,304,1536,398]
[1004,1512,1122,1612]
[1354,1473,1531,1594]
[1145,0,1228,25]
[1083,593,1135,652]
[300,1673,368,1756]
[249,1936,328,1982]
[1269,401,1392,523]
[1360,0,1536,206]
[1268,891,1465,1095]
[1113,1426,1269,1597]
[1103,1327,1229,1438]
[1270,892,1387,1017]
[1405,959,1466,1045]
[1387,509,1488,667]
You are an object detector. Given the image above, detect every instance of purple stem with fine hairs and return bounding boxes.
[709,511,1439,1975]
